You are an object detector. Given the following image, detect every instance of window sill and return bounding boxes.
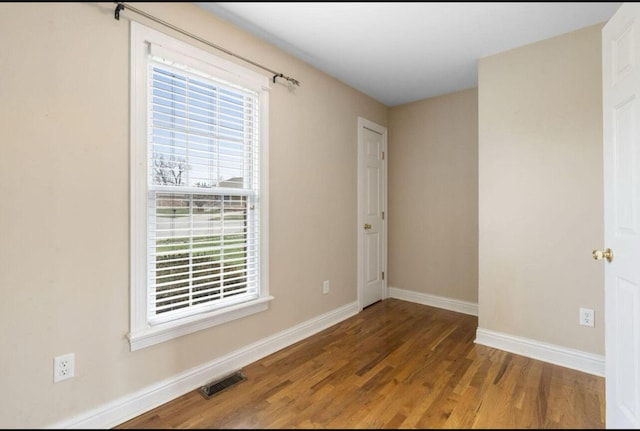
[128,295,274,351]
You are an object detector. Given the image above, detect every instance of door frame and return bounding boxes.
[357,117,388,311]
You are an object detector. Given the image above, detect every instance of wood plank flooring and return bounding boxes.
[115,298,605,429]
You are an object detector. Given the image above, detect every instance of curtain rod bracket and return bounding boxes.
[114,3,125,21]
[273,74,301,87]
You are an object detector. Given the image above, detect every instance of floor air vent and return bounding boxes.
[199,370,247,400]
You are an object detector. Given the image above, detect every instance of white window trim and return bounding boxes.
[129,21,272,351]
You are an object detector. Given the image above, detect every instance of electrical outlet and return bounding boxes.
[54,353,75,383]
[579,308,595,327]
[323,280,330,294]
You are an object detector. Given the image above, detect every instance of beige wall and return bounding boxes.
[388,88,479,303]
[478,23,604,354]
[0,3,386,427]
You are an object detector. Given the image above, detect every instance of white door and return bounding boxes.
[357,117,387,309]
[602,3,640,428]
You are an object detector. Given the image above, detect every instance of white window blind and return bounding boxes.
[146,55,261,325]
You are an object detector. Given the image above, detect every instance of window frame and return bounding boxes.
[129,21,272,351]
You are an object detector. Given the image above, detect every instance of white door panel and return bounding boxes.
[603,3,640,427]
[366,232,381,282]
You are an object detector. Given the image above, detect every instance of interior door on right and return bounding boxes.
[602,3,640,428]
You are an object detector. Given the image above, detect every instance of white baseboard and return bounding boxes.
[387,286,604,377]
[48,301,360,429]
[475,327,605,377]
[387,286,478,316]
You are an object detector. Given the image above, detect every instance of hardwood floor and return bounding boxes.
[115,298,605,429]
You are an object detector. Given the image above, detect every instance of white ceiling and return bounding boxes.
[196,2,622,107]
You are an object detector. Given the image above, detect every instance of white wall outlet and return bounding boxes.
[322,280,330,294]
[54,353,75,383]
[579,308,595,327]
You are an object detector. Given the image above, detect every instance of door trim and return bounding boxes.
[357,117,388,311]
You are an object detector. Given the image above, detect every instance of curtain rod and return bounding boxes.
[113,2,301,86]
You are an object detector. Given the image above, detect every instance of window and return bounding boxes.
[129,22,272,351]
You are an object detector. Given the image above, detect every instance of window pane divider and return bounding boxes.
[148,185,256,196]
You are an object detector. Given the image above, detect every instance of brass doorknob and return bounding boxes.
[592,248,613,262]
[364,223,372,230]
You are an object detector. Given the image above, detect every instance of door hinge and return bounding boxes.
[382,151,385,160]
[382,271,385,280]
[382,211,385,220]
